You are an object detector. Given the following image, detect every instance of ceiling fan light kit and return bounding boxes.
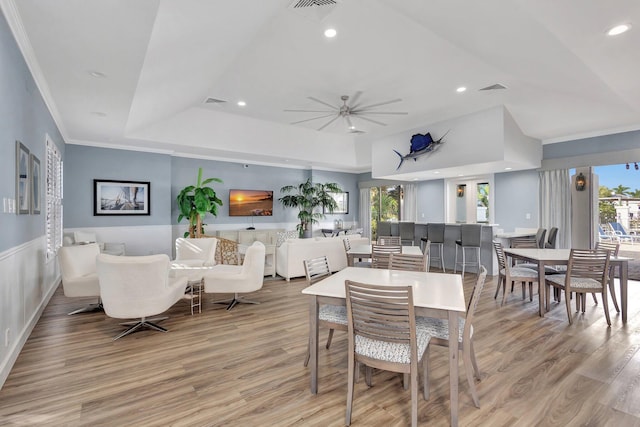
[285,92,408,132]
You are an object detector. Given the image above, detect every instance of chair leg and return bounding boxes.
[581,294,587,313]
[114,316,168,340]
[529,282,533,302]
[326,329,335,349]
[462,344,480,408]
[592,294,598,304]
[365,366,373,387]
[502,280,510,306]
[608,272,621,313]
[564,288,573,325]
[469,339,481,380]
[67,298,103,315]
[602,289,611,326]
[423,346,430,400]
[346,354,355,426]
[439,244,446,273]
[411,363,418,427]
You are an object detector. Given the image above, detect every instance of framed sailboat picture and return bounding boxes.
[94,179,150,215]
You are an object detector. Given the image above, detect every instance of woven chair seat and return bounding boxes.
[416,317,467,342]
[546,274,603,290]
[501,267,538,279]
[355,326,430,364]
[319,305,347,324]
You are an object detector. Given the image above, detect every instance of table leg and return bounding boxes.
[537,260,547,316]
[620,261,628,323]
[347,253,354,267]
[448,310,459,427]
[309,296,319,394]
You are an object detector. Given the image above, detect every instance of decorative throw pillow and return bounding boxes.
[276,230,299,247]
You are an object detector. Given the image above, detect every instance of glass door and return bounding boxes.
[370,185,401,240]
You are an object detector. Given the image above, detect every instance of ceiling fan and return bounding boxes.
[284,91,408,132]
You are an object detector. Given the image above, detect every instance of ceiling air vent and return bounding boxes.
[204,97,227,104]
[288,0,339,21]
[479,83,508,91]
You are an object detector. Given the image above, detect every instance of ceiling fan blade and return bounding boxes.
[290,113,336,125]
[317,115,341,131]
[354,115,388,126]
[356,98,403,111]
[352,111,408,115]
[308,96,338,110]
[349,91,363,109]
[284,109,335,113]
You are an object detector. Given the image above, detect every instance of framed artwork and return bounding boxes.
[15,141,30,215]
[324,192,349,214]
[30,154,41,214]
[94,179,150,215]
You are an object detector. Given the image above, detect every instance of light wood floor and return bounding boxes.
[2,271,640,426]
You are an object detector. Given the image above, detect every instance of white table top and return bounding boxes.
[347,244,423,257]
[302,267,466,313]
[503,248,632,263]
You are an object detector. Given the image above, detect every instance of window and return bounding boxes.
[46,136,63,260]
[370,185,402,239]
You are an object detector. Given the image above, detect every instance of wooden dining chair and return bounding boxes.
[493,242,538,304]
[371,244,402,269]
[344,281,430,427]
[377,235,401,245]
[545,249,611,325]
[592,241,621,311]
[302,256,347,367]
[388,252,427,272]
[419,265,487,408]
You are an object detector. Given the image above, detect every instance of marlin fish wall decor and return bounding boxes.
[393,130,449,170]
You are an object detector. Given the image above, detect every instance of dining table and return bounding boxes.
[503,248,631,322]
[302,267,466,426]
[346,244,423,266]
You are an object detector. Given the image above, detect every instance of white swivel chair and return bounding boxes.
[204,241,266,310]
[58,243,102,315]
[96,253,188,340]
[174,237,218,267]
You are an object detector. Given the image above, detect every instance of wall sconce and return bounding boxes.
[575,172,586,191]
[457,184,466,197]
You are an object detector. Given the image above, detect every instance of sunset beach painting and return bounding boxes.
[229,189,273,216]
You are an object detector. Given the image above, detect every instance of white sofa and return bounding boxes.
[276,235,369,281]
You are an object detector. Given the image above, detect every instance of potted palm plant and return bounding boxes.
[279,178,342,238]
[176,167,223,238]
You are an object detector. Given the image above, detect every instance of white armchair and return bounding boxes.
[58,243,102,315]
[203,241,266,310]
[96,253,188,340]
[173,237,217,267]
[72,231,126,256]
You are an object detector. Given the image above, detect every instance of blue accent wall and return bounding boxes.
[494,169,539,231]
[0,10,64,252]
[417,179,445,222]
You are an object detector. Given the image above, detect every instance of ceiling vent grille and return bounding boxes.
[288,0,339,21]
[204,97,227,104]
[479,83,508,91]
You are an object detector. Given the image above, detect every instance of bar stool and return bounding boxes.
[454,224,482,279]
[399,221,415,246]
[423,223,446,272]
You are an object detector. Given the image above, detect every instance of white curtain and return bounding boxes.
[359,188,371,239]
[539,169,571,248]
[402,184,418,222]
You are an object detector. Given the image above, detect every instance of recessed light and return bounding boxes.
[607,23,631,36]
[237,101,246,107]
[505,167,513,170]
[324,28,337,38]
[88,70,106,78]
[458,174,464,177]
[434,171,440,174]
[412,178,418,181]
[91,111,107,117]
[456,87,467,93]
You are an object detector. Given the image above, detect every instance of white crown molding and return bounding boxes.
[542,123,640,145]
[66,138,176,155]
[0,0,69,141]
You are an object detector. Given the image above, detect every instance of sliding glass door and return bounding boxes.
[370,185,401,239]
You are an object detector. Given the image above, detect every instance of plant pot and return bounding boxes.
[301,230,313,239]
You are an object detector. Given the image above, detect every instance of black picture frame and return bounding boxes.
[324,192,349,214]
[15,141,30,215]
[94,179,150,215]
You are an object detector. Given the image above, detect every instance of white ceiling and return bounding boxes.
[4,0,640,173]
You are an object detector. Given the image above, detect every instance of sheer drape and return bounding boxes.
[401,184,417,222]
[359,188,371,239]
[539,169,571,248]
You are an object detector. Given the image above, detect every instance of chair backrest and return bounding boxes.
[96,253,172,318]
[535,228,547,249]
[73,231,97,244]
[595,241,620,257]
[463,266,487,340]
[565,249,610,291]
[609,222,631,236]
[511,237,538,248]
[377,221,392,238]
[345,281,416,363]
[241,241,266,279]
[175,237,218,265]
[371,244,402,269]
[59,243,100,280]
[304,256,331,284]
[545,227,558,248]
[377,236,401,245]
[399,222,415,241]
[492,241,507,271]
[389,253,426,272]
[426,223,445,244]
[460,224,482,247]
[343,237,352,252]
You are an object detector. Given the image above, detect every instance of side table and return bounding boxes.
[170,264,214,315]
